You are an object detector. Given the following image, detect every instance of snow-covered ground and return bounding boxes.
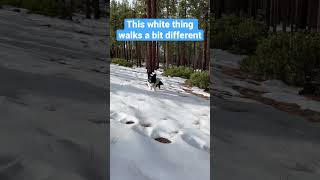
[211,49,320,180]
[0,7,108,179]
[212,49,320,113]
[110,64,210,180]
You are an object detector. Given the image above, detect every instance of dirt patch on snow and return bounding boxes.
[154,137,172,144]
[304,94,320,102]
[220,66,265,82]
[233,86,320,122]
[124,121,135,125]
[182,87,209,100]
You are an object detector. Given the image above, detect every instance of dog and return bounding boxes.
[147,72,164,91]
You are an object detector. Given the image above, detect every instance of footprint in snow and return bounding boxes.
[120,116,138,125]
[111,137,119,144]
[140,122,152,127]
[181,129,210,153]
[154,137,172,144]
[111,112,138,125]
[150,120,180,144]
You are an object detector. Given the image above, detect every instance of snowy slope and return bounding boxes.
[110,64,210,180]
[211,49,320,113]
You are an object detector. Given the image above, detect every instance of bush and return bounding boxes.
[112,58,133,67]
[240,32,320,86]
[211,16,241,50]
[163,66,209,90]
[163,66,194,79]
[233,18,268,53]
[186,71,210,90]
[211,16,267,54]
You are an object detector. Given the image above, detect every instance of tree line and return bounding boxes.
[110,0,210,73]
[0,0,107,19]
[212,0,320,32]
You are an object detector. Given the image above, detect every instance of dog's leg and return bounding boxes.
[151,84,156,91]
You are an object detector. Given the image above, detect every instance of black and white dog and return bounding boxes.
[147,72,163,91]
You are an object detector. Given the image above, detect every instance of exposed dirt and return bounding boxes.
[233,86,320,122]
[220,66,266,82]
[154,137,172,144]
[182,87,209,100]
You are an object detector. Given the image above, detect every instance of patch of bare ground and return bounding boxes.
[154,137,171,144]
[220,66,265,82]
[232,86,320,122]
[304,94,320,101]
[124,121,135,125]
[182,86,209,100]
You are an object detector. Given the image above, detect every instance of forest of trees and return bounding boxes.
[0,0,107,19]
[211,0,320,95]
[110,0,210,73]
[212,0,320,32]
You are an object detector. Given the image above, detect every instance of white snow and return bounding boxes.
[211,49,320,113]
[212,49,246,69]
[261,80,320,112]
[110,64,210,180]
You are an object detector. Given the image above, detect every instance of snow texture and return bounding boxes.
[110,64,210,180]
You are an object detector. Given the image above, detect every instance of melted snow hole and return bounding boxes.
[140,122,152,127]
[154,137,172,144]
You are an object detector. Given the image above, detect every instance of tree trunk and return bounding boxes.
[93,0,100,19]
[193,42,196,70]
[166,42,170,68]
[123,42,126,59]
[163,42,166,67]
[177,42,180,67]
[165,0,170,68]
[146,0,152,73]
[197,46,202,70]
[203,12,208,70]
[157,42,160,69]
[318,0,320,31]
[86,0,91,18]
[127,41,129,61]
[266,0,271,27]
[181,42,186,66]
[129,41,133,64]
[271,0,277,32]
[151,0,157,72]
